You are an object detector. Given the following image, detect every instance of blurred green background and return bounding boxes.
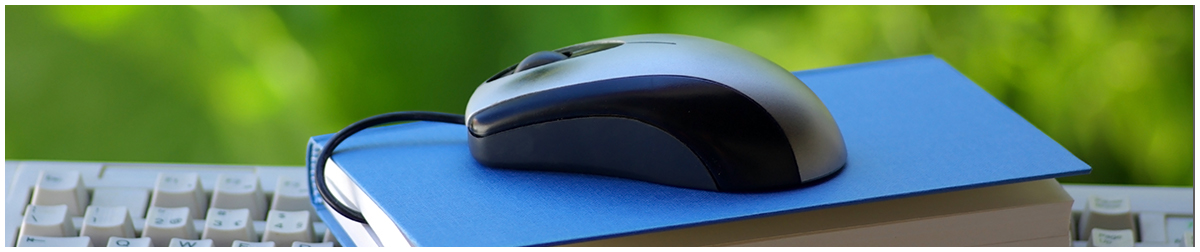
[6,6,1194,186]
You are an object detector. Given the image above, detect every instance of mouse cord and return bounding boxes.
[313,111,465,224]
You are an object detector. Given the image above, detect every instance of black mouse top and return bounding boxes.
[464,34,847,192]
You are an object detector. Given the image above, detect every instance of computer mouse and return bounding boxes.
[465,34,847,192]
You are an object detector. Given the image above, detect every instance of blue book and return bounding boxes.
[306,55,1091,247]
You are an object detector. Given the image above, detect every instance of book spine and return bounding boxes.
[305,138,357,246]
[305,138,323,207]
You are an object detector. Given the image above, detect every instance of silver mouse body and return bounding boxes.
[465,34,846,192]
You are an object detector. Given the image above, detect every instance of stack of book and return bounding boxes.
[307,55,1090,247]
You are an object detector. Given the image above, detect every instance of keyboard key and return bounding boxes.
[201,208,256,247]
[168,238,213,247]
[262,210,313,246]
[16,235,91,247]
[30,170,90,216]
[1088,228,1135,247]
[271,176,316,219]
[142,206,198,247]
[210,173,268,221]
[79,205,137,247]
[19,204,76,237]
[1137,212,1168,243]
[90,187,150,219]
[149,173,209,219]
[232,240,276,247]
[1078,195,1136,240]
[292,241,334,247]
[106,236,151,247]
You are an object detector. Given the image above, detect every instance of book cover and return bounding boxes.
[307,55,1091,247]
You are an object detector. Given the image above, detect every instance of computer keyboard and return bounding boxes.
[5,160,1194,247]
[1063,183,1194,247]
[4,161,337,247]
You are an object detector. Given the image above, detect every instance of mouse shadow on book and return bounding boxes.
[699,162,848,195]
[474,161,848,197]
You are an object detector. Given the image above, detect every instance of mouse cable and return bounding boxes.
[313,111,464,224]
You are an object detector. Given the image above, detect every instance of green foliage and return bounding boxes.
[6,6,1193,185]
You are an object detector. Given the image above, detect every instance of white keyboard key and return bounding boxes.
[30,170,90,216]
[232,240,276,247]
[106,236,151,247]
[90,187,150,219]
[1138,212,1168,243]
[1078,195,1137,240]
[272,176,317,218]
[262,210,313,246]
[19,204,76,237]
[211,173,268,220]
[142,206,197,246]
[1088,228,1135,247]
[168,238,213,247]
[79,205,137,247]
[149,173,208,219]
[16,235,91,247]
[293,241,334,247]
[202,208,256,246]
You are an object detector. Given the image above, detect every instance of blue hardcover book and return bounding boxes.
[306,55,1091,247]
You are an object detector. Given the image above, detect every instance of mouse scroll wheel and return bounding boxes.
[514,51,569,72]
